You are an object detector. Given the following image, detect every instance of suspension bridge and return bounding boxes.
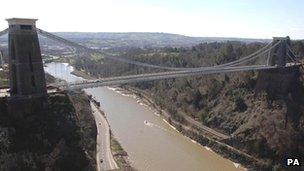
[1,18,303,171]
[0,19,301,92]
[37,29,301,90]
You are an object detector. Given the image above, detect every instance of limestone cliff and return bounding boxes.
[0,91,97,170]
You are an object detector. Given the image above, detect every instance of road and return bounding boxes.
[90,101,118,171]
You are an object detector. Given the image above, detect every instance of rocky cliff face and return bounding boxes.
[0,91,97,170]
[230,66,304,170]
[255,66,303,100]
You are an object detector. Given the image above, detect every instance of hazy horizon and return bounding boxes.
[0,0,303,39]
[48,31,275,40]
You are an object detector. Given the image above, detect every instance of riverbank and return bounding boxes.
[90,100,119,170]
[90,98,133,170]
[110,135,132,168]
[119,86,270,170]
[69,68,133,170]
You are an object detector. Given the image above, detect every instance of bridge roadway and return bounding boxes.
[55,64,281,90]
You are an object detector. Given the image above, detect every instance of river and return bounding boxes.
[45,62,245,171]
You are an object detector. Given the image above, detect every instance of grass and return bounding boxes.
[111,138,124,152]
[110,136,130,168]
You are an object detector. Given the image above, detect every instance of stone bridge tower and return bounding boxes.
[7,18,47,116]
[267,36,290,67]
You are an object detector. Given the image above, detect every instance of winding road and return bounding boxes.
[90,101,118,171]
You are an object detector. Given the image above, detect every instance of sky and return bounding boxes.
[0,0,303,39]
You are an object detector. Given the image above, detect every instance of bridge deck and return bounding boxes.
[58,64,282,90]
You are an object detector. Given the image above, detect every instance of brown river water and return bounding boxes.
[45,63,246,171]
